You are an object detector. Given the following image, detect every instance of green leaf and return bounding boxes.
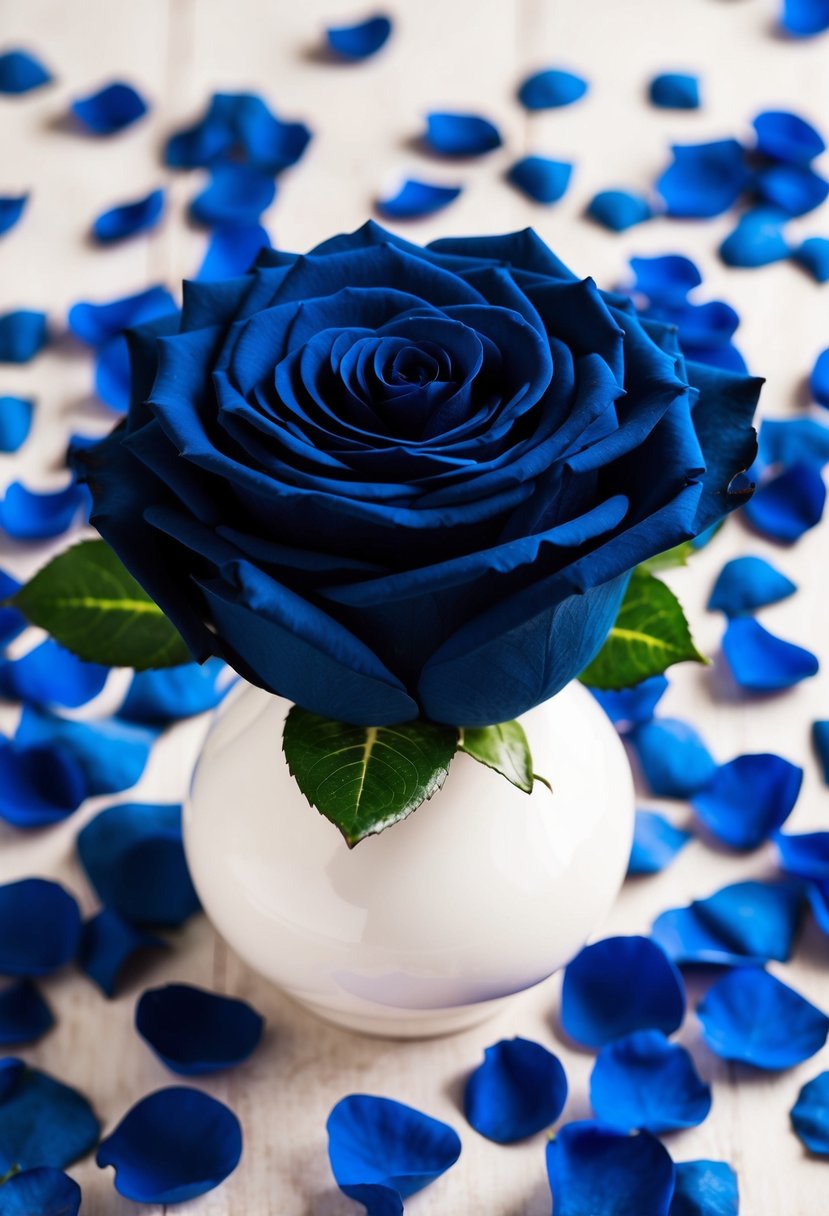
[579,569,707,691]
[460,720,535,793]
[13,540,192,669]
[639,539,695,573]
[283,708,458,846]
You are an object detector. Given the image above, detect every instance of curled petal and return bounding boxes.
[507,156,572,204]
[652,880,803,966]
[813,723,829,784]
[0,737,87,829]
[0,1060,100,1171]
[546,1122,675,1216]
[697,968,829,1068]
[776,830,829,881]
[92,188,165,242]
[0,879,81,976]
[136,983,264,1074]
[756,164,828,217]
[70,80,148,134]
[719,208,789,268]
[464,1037,567,1143]
[517,67,588,110]
[16,707,156,797]
[791,1072,829,1155]
[0,481,88,540]
[196,223,271,281]
[0,567,24,646]
[0,980,53,1044]
[425,112,501,156]
[590,1030,711,1133]
[0,194,28,238]
[77,909,166,998]
[0,395,33,451]
[0,1167,81,1216]
[692,753,802,849]
[67,285,176,348]
[0,639,108,709]
[792,237,829,282]
[0,49,52,94]
[326,14,392,60]
[189,165,276,228]
[118,658,234,724]
[587,189,653,231]
[756,416,829,468]
[670,1160,739,1216]
[781,0,829,35]
[707,555,796,617]
[721,617,819,692]
[752,110,825,165]
[376,178,462,219]
[743,461,826,542]
[0,310,47,362]
[629,254,702,305]
[811,347,829,407]
[628,810,691,876]
[629,718,717,798]
[648,73,701,110]
[656,139,748,218]
[588,675,669,730]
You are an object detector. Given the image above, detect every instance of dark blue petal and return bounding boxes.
[0,639,108,709]
[546,1122,675,1216]
[0,194,28,237]
[629,254,702,305]
[16,707,156,796]
[376,179,461,219]
[0,395,33,452]
[0,310,47,362]
[507,156,572,204]
[753,110,825,165]
[652,880,803,966]
[670,1160,739,1216]
[791,1072,829,1155]
[189,165,276,228]
[517,68,588,110]
[0,1060,100,1170]
[707,555,796,616]
[0,1167,81,1216]
[808,881,829,936]
[629,718,717,798]
[0,49,52,94]
[588,675,669,730]
[587,189,653,231]
[94,336,130,410]
[0,481,87,540]
[425,112,501,156]
[781,0,829,35]
[0,981,53,1044]
[811,347,829,407]
[96,1087,242,1203]
[327,1094,461,1214]
[77,802,199,928]
[464,1037,567,1143]
[590,1030,711,1133]
[118,658,233,724]
[628,810,691,876]
[656,140,748,218]
[813,723,829,784]
[136,984,264,1075]
[0,567,24,646]
[77,909,166,998]
[743,461,826,542]
[326,15,392,60]
[196,223,271,281]
[697,968,829,1068]
[92,188,165,243]
[0,737,86,828]
[792,237,829,282]
[561,936,685,1048]
[756,416,829,468]
[721,617,819,692]
[0,880,81,976]
[67,285,176,348]
[719,208,789,267]
[649,73,701,110]
[692,753,802,849]
[70,81,148,134]
[776,830,829,881]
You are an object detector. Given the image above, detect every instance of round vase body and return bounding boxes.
[184,680,634,1038]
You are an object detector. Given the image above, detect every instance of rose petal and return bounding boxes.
[791,1072,829,1155]
[546,1122,675,1216]
[0,310,47,362]
[753,110,826,165]
[196,223,271,281]
[0,567,24,646]
[629,718,717,798]
[325,14,392,60]
[813,723,829,784]
[719,208,790,267]
[0,737,87,829]
[68,285,176,347]
[721,617,819,692]
[652,880,804,966]
[118,658,234,724]
[92,188,165,243]
[587,189,653,231]
[656,139,748,218]
[0,639,108,709]
[756,416,829,468]
[0,49,52,94]
[0,480,88,540]
[507,156,573,204]
[0,879,81,976]
[376,178,462,219]
[781,0,829,35]
[464,1037,567,1143]
[756,164,828,217]
[649,73,701,110]
[77,909,166,998]
[628,810,692,876]
[425,112,501,156]
[692,753,802,849]
[707,555,797,617]
[70,80,148,134]
[136,984,264,1075]
[0,981,53,1045]
[670,1160,739,1216]
[743,461,826,542]
[629,254,703,305]
[0,395,33,451]
[0,1061,100,1171]
[588,675,669,730]
[590,1030,711,1133]
[792,236,829,282]
[776,830,829,881]
[517,67,588,110]
[189,165,276,228]
[16,706,157,796]
[0,194,28,238]
[0,1167,81,1216]
[697,968,829,1068]
[811,347,829,407]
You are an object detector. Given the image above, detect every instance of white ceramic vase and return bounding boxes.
[183,680,634,1038]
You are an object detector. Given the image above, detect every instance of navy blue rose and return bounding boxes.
[77,224,759,726]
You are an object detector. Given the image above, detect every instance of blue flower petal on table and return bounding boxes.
[164,96,236,168]
[646,298,739,348]
[0,567,24,646]
[68,285,176,347]
[692,753,802,849]
[587,189,653,231]
[629,718,717,798]
[588,675,669,730]
[590,1030,711,1133]
[629,253,702,305]
[376,179,461,219]
[811,347,829,407]
[0,481,87,540]
[812,723,829,784]
[707,555,796,617]
[791,1072,829,1155]
[0,737,87,828]
[70,80,147,134]
[0,310,47,362]
[0,1167,81,1216]
[77,802,200,928]
[77,909,166,998]
[670,1160,739,1216]
[656,139,748,218]
[743,461,826,542]
[94,336,131,411]
[0,194,28,237]
[0,981,53,1044]
[327,1094,461,1214]
[756,164,829,217]
[792,236,829,282]
[776,830,829,880]
[425,112,501,156]
[0,395,34,451]
[721,617,819,692]
[464,1037,567,1143]
[0,49,52,94]
[0,879,81,976]
[507,156,572,204]
[136,984,264,1075]
[649,73,701,110]
[165,92,311,174]
[718,208,790,267]
[756,416,829,468]
[752,110,825,165]
[781,0,829,35]
[118,658,233,724]
[0,639,108,709]
[326,14,392,60]
[517,67,588,110]
[652,880,804,966]
[92,187,165,243]
[196,223,271,280]
[561,936,685,1048]
[808,881,829,935]
[628,810,691,876]
[0,1061,99,1171]
[96,1087,242,1203]
[680,340,747,374]
[698,968,829,1068]
[16,706,157,796]
[189,164,276,228]
[546,1122,675,1216]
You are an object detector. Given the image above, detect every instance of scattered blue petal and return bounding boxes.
[776,831,829,881]
[0,395,33,451]
[0,879,81,976]
[722,617,819,692]
[0,1061,100,1171]
[629,810,691,876]
[77,802,200,928]
[756,164,829,217]
[647,299,739,349]
[0,480,87,540]
[0,639,108,709]
[0,194,28,238]
[16,705,157,796]
[77,909,166,998]
[670,1160,739,1216]
[588,675,669,730]
[70,80,148,134]
[165,92,310,174]
[425,112,501,156]
[698,968,829,1068]
[649,73,701,110]
[136,984,264,1075]
[652,880,804,967]
[119,658,233,724]
[781,0,829,35]
[94,336,130,411]
[756,416,829,469]
[708,555,797,617]
[97,1087,242,1203]
[546,1122,675,1216]
[590,1030,711,1133]
[0,1167,81,1216]
[0,567,24,646]
[92,187,165,243]
[808,881,829,936]
[0,981,53,1045]
[813,723,829,784]
[587,189,653,231]
[0,736,86,828]
[68,285,176,348]
[561,936,685,1048]
[719,208,790,267]
[327,1094,461,1214]
[692,753,802,849]
[0,49,52,94]
[377,179,461,219]
[753,110,825,165]
[629,717,717,798]
[518,67,588,110]
[196,223,271,281]
[743,461,826,542]
[792,236,829,282]
[507,156,572,204]
[656,139,748,218]
[326,14,392,60]
[791,1072,829,1155]
[811,347,829,407]
[630,254,702,305]
[0,310,47,362]
[464,1037,567,1143]
[189,164,276,228]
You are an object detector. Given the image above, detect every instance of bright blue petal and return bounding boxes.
[189,165,276,228]
[813,723,829,784]
[781,0,829,35]
[196,223,271,281]
[791,1072,829,1155]
[670,1160,739,1216]
[0,736,87,828]
[94,336,130,410]
[707,555,796,617]
[0,1060,100,1171]
[0,194,28,237]
[0,481,87,539]
[776,830,829,881]
[698,968,829,1068]
[792,237,829,282]
[546,1122,675,1216]
[136,984,264,1075]
[0,639,108,709]
[649,73,701,110]
[808,881,829,936]
[326,15,392,59]
[656,139,748,218]
[96,1087,242,1203]
[652,880,804,966]
[0,49,52,94]
[628,810,691,876]
[0,1167,81,1216]
[376,179,462,219]
[67,285,176,348]
[16,706,156,796]
[70,81,148,134]
[507,156,572,204]
[464,1037,567,1143]
[756,164,828,217]
[0,567,24,646]
[327,1094,461,1214]
[77,909,166,998]
[588,675,669,730]
[629,718,717,798]
[425,112,501,156]
[811,347,829,407]
[92,188,165,242]
[0,981,53,1045]
[587,189,653,231]
[692,753,802,849]
[118,658,234,723]
[629,254,702,305]
[719,208,790,267]
[561,936,685,1048]
[756,416,829,468]
[517,68,588,110]
[0,395,33,451]
[0,880,81,976]
[0,310,47,362]
[753,109,825,165]
[721,617,819,692]
[590,1030,711,1133]
[743,461,826,542]
[77,802,199,928]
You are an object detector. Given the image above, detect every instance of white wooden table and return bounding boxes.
[0,0,828,1211]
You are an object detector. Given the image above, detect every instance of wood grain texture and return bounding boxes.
[0,0,827,1211]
